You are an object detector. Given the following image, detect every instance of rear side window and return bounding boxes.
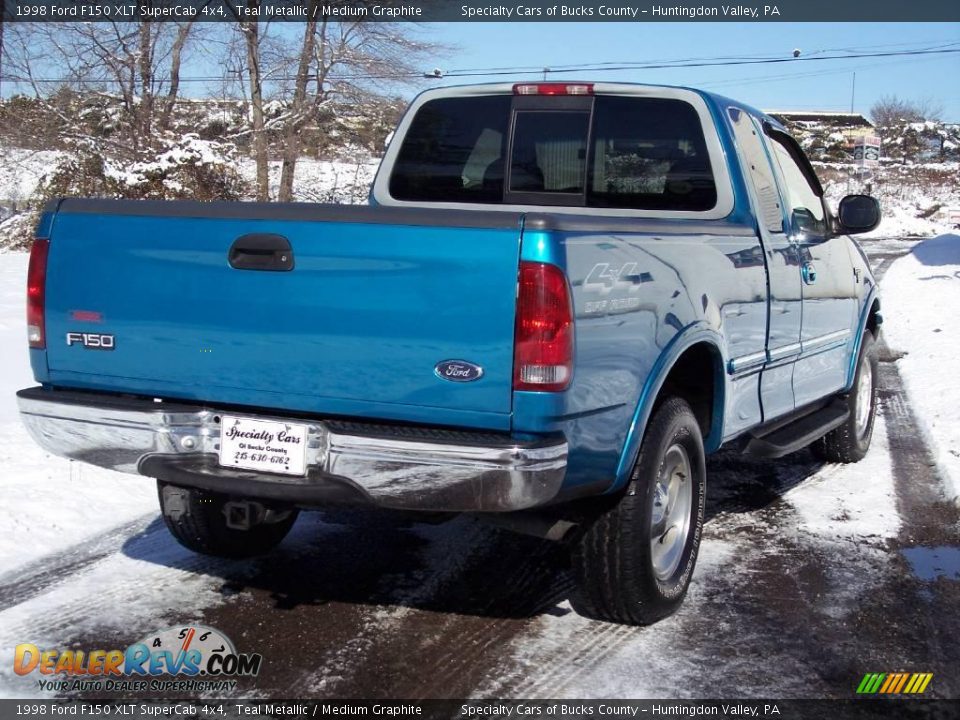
[388,94,717,212]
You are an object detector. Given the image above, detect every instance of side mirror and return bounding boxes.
[837,194,881,235]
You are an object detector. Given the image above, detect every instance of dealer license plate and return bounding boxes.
[218,415,308,476]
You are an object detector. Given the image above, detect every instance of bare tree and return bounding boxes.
[0,0,7,99]
[871,94,944,126]
[216,8,440,203]
[243,17,270,201]
[274,17,439,202]
[3,19,203,155]
[223,1,271,201]
[158,21,197,131]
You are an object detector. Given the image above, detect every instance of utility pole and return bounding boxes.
[850,72,856,114]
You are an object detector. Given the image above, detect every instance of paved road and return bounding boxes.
[1,237,956,700]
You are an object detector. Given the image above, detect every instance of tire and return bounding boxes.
[571,396,706,625]
[812,330,878,463]
[157,481,298,558]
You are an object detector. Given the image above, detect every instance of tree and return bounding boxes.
[2,18,204,155]
[215,4,441,202]
[870,95,944,126]
[274,17,438,202]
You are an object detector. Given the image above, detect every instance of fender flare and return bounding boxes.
[609,323,726,493]
[845,287,881,392]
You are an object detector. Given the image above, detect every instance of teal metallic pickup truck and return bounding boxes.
[18,82,882,625]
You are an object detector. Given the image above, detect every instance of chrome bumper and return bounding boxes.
[16,388,567,512]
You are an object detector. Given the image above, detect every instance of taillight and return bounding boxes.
[27,239,49,349]
[513,83,594,96]
[514,262,574,392]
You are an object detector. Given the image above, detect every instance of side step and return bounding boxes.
[744,400,849,459]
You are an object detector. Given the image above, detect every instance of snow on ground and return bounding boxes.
[476,414,901,699]
[0,254,156,575]
[785,412,899,539]
[234,157,379,204]
[881,233,960,504]
[0,146,377,209]
[0,149,66,210]
[822,171,960,240]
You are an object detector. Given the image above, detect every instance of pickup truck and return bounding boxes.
[18,82,882,626]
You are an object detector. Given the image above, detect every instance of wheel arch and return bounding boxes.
[610,327,726,494]
[845,290,881,392]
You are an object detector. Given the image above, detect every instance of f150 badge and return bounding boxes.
[66,332,115,350]
[435,360,483,382]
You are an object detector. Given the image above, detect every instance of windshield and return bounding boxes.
[389,94,717,212]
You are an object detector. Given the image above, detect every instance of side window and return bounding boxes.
[766,133,827,239]
[727,108,783,233]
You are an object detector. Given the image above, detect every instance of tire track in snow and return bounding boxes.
[0,514,156,612]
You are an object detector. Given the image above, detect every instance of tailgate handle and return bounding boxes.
[229,234,294,271]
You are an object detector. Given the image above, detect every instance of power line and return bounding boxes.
[4,45,959,85]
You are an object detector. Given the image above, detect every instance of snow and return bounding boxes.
[0,254,157,576]
[0,144,376,211]
[234,157,378,205]
[785,413,900,539]
[103,134,238,188]
[880,233,960,504]
[0,149,68,208]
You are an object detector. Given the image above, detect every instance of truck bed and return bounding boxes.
[37,199,527,431]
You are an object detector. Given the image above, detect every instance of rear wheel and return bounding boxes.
[812,330,878,463]
[571,396,706,625]
[157,482,298,558]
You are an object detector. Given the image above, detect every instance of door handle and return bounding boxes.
[801,262,817,285]
[228,234,294,271]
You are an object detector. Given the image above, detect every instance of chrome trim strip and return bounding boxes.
[802,329,851,354]
[733,330,849,377]
[727,350,767,376]
[17,392,567,512]
[766,342,803,363]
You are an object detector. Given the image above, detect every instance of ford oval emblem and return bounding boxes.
[435,360,484,383]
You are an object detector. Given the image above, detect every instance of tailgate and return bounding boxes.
[43,202,523,431]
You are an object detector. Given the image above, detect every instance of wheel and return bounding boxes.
[571,396,706,625]
[157,481,298,558]
[812,330,878,463]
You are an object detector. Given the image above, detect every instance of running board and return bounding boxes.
[744,400,849,458]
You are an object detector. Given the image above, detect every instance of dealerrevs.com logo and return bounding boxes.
[14,625,262,693]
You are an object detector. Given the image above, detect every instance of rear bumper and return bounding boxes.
[16,387,567,512]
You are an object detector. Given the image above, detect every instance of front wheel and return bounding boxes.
[812,330,879,463]
[571,396,706,625]
[157,482,298,558]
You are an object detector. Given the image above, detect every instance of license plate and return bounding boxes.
[218,415,308,476]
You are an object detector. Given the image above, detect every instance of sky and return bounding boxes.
[2,21,957,122]
[413,23,960,121]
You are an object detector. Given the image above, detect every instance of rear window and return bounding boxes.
[389,94,716,211]
[389,96,511,204]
